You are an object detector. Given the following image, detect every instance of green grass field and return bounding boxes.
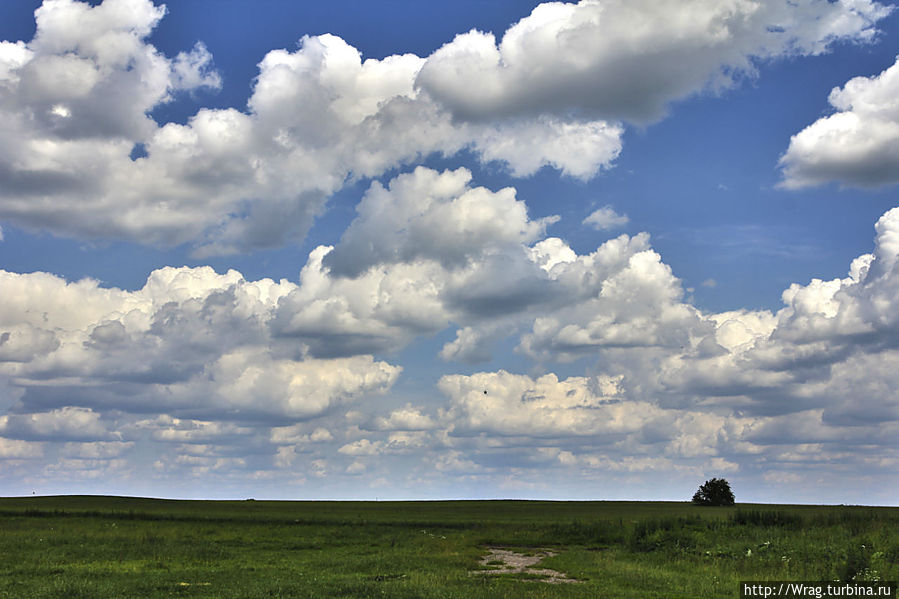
[0,496,896,598]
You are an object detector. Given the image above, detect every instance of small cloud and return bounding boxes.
[583,205,629,231]
[779,57,899,189]
[338,439,383,456]
[310,427,333,442]
[346,461,367,475]
[763,471,802,484]
[701,278,717,288]
[310,459,328,478]
[49,104,71,118]
[171,42,222,92]
[557,450,577,466]
[373,406,437,431]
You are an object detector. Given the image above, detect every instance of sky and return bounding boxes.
[0,0,898,504]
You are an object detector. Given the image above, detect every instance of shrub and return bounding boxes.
[692,478,735,506]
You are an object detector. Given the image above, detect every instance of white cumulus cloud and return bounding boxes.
[416,0,891,124]
[0,263,401,423]
[0,0,890,253]
[583,205,629,231]
[780,56,899,188]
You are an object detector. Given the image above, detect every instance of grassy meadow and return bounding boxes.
[0,495,896,598]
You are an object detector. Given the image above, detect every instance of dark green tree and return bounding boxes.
[692,478,735,506]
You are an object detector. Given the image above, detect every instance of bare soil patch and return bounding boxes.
[473,546,580,584]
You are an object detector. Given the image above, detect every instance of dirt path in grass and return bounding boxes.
[473,547,580,584]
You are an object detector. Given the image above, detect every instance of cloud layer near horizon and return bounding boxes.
[1,166,897,499]
[0,0,892,255]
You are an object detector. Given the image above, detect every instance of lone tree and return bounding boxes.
[692,477,735,506]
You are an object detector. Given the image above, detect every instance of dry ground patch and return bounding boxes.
[474,546,581,584]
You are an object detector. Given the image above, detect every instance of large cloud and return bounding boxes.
[780,56,899,188]
[519,235,707,360]
[0,2,618,253]
[271,166,566,358]
[435,369,755,472]
[0,256,409,492]
[661,208,899,401]
[324,166,557,276]
[271,167,698,362]
[0,0,890,253]
[416,0,890,123]
[0,265,400,423]
[0,406,112,442]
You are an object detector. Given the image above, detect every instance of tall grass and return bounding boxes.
[729,509,803,528]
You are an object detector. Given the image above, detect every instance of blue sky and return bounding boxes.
[0,0,898,503]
